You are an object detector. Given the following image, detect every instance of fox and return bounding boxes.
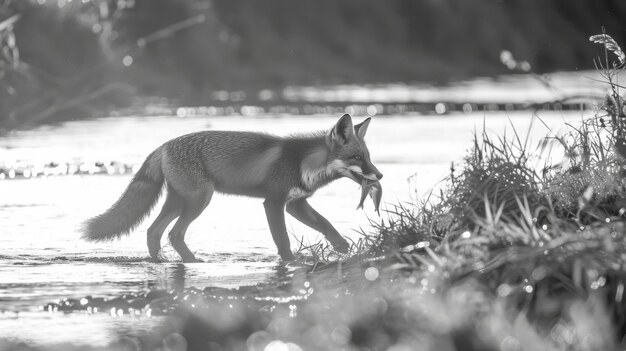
[81,114,383,263]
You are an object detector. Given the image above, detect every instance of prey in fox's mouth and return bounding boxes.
[339,166,383,214]
[345,165,380,183]
[335,156,383,214]
[357,178,383,214]
[350,170,379,182]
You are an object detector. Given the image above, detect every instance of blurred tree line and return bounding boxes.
[0,0,624,129]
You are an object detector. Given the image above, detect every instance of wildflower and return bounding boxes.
[589,34,625,65]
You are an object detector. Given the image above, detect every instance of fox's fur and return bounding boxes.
[82,114,382,262]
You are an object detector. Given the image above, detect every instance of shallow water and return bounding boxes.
[0,111,586,346]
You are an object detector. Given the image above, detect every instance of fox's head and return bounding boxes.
[327,114,383,183]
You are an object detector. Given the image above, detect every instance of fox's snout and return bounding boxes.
[364,161,383,180]
[370,170,383,180]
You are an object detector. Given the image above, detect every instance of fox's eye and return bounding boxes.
[353,155,362,161]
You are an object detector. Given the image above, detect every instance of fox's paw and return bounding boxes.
[330,238,350,254]
[182,256,204,263]
[148,255,164,263]
[148,249,167,263]
[279,251,296,262]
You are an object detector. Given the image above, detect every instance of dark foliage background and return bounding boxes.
[211,0,626,86]
[114,0,626,90]
[0,0,624,128]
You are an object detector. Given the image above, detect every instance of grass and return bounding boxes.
[345,37,626,350]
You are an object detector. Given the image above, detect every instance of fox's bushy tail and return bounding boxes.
[82,148,164,241]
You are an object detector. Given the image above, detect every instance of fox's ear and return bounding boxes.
[354,117,371,140]
[331,114,355,144]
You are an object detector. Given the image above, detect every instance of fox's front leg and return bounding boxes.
[263,199,296,261]
[286,198,350,253]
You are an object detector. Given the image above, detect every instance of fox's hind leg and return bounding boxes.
[168,184,214,263]
[147,188,183,261]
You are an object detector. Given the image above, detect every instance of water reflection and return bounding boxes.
[170,263,187,291]
[272,262,294,284]
[159,261,297,292]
